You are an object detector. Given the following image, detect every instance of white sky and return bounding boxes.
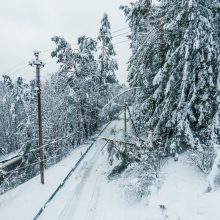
[0,0,135,84]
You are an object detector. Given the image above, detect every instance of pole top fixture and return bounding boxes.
[29,51,45,67]
[34,50,40,56]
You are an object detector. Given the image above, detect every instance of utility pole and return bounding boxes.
[126,105,139,137]
[124,102,127,135]
[29,51,45,184]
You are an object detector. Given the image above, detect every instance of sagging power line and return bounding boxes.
[3,28,131,75]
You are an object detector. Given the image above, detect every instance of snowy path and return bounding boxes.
[39,118,126,220]
[39,139,106,220]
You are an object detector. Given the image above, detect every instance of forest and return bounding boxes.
[0,0,220,205]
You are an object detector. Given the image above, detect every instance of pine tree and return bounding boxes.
[121,0,159,134]
[98,13,118,85]
[123,0,220,169]
[149,0,220,154]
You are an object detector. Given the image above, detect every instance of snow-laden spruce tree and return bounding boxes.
[137,0,220,184]
[150,0,220,155]
[73,36,99,138]
[206,0,220,190]
[51,34,121,142]
[97,14,122,121]
[120,0,162,134]
[120,0,220,195]
[98,13,118,86]
[123,0,220,183]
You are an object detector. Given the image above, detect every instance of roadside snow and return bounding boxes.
[143,155,220,220]
[0,143,89,220]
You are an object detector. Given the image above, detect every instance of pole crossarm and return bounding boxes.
[29,51,45,68]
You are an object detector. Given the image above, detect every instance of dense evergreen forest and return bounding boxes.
[1,0,220,196]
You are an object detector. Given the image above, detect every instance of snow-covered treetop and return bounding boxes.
[97,13,118,84]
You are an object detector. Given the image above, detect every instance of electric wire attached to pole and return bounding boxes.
[29,51,45,184]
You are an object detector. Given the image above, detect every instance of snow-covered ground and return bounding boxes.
[0,143,90,220]
[0,117,220,220]
[143,156,220,220]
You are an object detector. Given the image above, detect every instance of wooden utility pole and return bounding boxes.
[29,51,45,184]
[126,105,139,137]
[124,102,127,134]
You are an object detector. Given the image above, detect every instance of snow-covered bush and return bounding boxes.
[107,141,132,179]
[0,171,24,194]
[106,134,166,200]
[187,149,215,173]
[120,162,158,202]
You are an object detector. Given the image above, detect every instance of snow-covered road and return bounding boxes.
[1,116,220,220]
[39,138,106,220]
[39,118,127,220]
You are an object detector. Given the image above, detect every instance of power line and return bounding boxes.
[1,114,116,176]
[5,65,29,76]
[112,27,130,34]
[45,60,57,65]
[112,31,131,38]
[2,139,93,179]
[4,58,30,74]
[2,118,114,177]
[2,27,131,75]
[29,132,78,153]
[2,31,131,77]
[2,151,67,176]
[2,27,130,74]
[40,45,78,54]
[40,29,130,54]
[39,39,131,65]
[40,48,54,53]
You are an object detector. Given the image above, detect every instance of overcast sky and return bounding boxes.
[0,0,136,84]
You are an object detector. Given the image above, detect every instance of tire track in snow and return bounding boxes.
[38,116,125,220]
[57,142,104,220]
[83,152,106,220]
[34,119,114,220]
